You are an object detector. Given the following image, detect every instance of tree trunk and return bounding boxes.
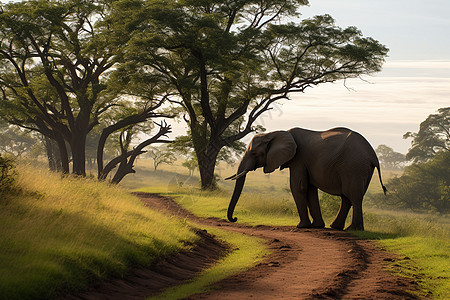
[197,143,221,190]
[111,159,134,184]
[71,132,87,176]
[55,134,69,174]
[44,137,58,171]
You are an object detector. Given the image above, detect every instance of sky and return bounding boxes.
[262,0,450,153]
[172,0,450,154]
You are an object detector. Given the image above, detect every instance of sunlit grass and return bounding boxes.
[355,211,449,299]
[137,186,299,227]
[150,226,268,300]
[0,164,197,300]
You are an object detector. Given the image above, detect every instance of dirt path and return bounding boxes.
[67,193,419,299]
[137,193,419,299]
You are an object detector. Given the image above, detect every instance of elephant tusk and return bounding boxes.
[233,170,248,180]
[224,174,237,180]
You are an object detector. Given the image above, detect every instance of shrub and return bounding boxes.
[319,192,341,219]
[0,154,16,193]
[370,151,449,214]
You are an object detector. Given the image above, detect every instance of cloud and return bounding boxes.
[259,70,450,152]
[384,60,450,69]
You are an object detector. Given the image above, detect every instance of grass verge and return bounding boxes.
[150,226,268,300]
[0,165,197,300]
[354,212,449,299]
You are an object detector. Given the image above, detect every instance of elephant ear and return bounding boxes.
[263,131,297,173]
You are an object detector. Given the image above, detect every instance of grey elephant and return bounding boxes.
[225,127,387,231]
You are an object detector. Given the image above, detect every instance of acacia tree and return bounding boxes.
[147,145,176,171]
[404,107,449,162]
[113,0,388,189]
[375,144,407,170]
[0,0,172,182]
[0,0,116,175]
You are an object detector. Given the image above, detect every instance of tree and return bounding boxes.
[0,0,172,183]
[378,151,449,213]
[114,0,389,189]
[147,145,176,171]
[375,144,407,170]
[182,157,198,177]
[404,107,450,162]
[0,123,41,158]
[0,153,16,194]
[0,0,117,175]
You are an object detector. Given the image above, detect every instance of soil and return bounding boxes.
[66,192,420,299]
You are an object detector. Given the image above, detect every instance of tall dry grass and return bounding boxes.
[0,164,196,299]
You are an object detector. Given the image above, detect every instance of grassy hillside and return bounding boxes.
[0,164,197,300]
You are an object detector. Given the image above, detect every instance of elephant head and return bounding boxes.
[225,131,297,222]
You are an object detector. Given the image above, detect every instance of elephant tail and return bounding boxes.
[375,163,388,195]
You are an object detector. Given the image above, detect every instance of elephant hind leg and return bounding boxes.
[346,201,364,231]
[330,195,351,230]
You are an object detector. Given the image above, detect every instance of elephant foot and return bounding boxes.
[330,222,344,230]
[311,220,325,229]
[297,220,312,229]
[345,224,364,231]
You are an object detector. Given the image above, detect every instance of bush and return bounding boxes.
[0,154,16,193]
[370,151,449,214]
[319,192,341,219]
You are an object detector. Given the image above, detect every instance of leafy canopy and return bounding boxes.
[110,0,388,188]
[404,107,449,162]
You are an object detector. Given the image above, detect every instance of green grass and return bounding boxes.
[137,186,299,227]
[354,211,449,299]
[0,164,197,300]
[150,226,268,300]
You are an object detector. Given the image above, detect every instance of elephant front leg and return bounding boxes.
[290,171,311,228]
[307,185,325,228]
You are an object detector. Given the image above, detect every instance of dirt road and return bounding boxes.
[139,193,418,299]
[67,193,419,299]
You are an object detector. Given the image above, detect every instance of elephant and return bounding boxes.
[225,127,387,231]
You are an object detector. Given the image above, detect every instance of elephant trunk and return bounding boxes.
[227,156,254,222]
[227,175,246,222]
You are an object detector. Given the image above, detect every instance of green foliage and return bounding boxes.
[319,192,341,220]
[0,0,171,179]
[0,123,43,158]
[373,151,449,213]
[0,154,16,194]
[182,157,198,176]
[404,107,449,162]
[147,145,177,170]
